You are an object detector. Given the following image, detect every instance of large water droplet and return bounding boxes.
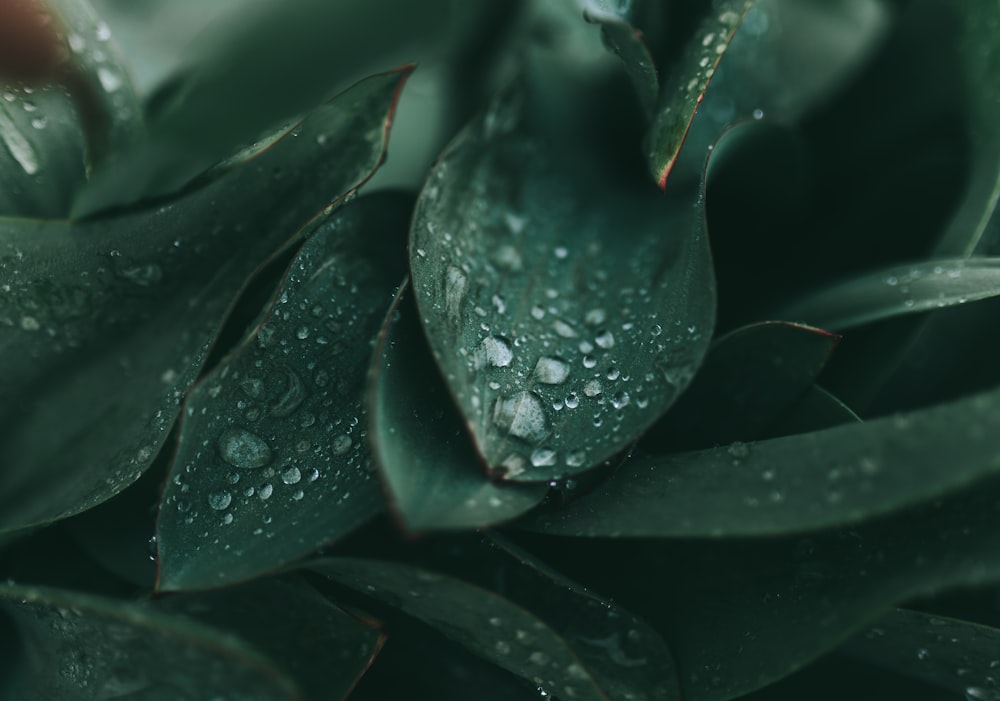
[595,330,615,349]
[533,357,570,384]
[583,380,602,397]
[281,466,302,485]
[493,392,547,442]
[217,428,273,469]
[530,447,557,467]
[480,335,513,368]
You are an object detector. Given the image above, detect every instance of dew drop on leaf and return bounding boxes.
[216,428,273,469]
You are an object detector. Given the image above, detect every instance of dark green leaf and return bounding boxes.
[522,473,1000,700]
[0,0,141,218]
[646,321,839,452]
[777,258,1000,330]
[311,549,680,701]
[156,193,411,591]
[522,385,1000,537]
[156,576,384,700]
[71,0,480,216]
[763,384,860,439]
[410,78,715,482]
[369,284,547,533]
[846,609,1000,699]
[0,583,299,699]
[0,68,409,535]
[645,0,751,188]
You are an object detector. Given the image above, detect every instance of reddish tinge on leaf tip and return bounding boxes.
[0,0,68,85]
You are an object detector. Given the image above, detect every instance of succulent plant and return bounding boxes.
[2,0,1000,699]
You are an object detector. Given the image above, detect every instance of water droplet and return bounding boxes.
[727,442,750,460]
[531,447,558,467]
[611,391,630,409]
[1,115,40,175]
[493,392,548,442]
[917,648,929,661]
[583,380,602,397]
[651,324,662,337]
[530,651,550,665]
[606,367,620,381]
[480,335,513,368]
[595,330,615,349]
[533,357,570,384]
[553,320,578,338]
[208,491,232,510]
[445,266,468,320]
[489,616,503,626]
[118,263,163,286]
[291,489,305,500]
[296,326,310,340]
[582,355,597,369]
[554,246,568,259]
[565,393,580,409]
[332,434,353,455]
[566,450,587,468]
[585,309,607,326]
[97,67,122,93]
[258,483,274,500]
[531,305,546,320]
[68,33,85,53]
[281,466,302,485]
[20,316,40,331]
[217,429,273,469]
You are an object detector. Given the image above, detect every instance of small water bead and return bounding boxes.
[281,466,302,485]
[217,429,273,469]
[553,320,577,338]
[259,483,274,500]
[531,305,546,320]
[208,491,232,511]
[554,246,568,259]
[565,393,580,409]
[566,450,587,468]
[480,335,513,367]
[916,648,929,660]
[530,447,558,467]
[651,324,662,337]
[585,308,607,326]
[291,489,305,501]
[578,340,594,354]
[595,330,615,349]
[607,367,620,381]
[583,380,602,397]
[582,355,597,369]
[296,326,310,340]
[611,391,630,409]
[533,357,570,384]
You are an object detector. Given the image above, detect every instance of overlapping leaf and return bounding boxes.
[311,543,679,701]
[369,285,547,533]
[0,583,298,699]
[0,68,409,535]
[410,72,716,482]
[645,321,839,451]
[157,193,410,591]
[524,383,1000,537]
[524,473,1000,700]
[846,609,1000,699]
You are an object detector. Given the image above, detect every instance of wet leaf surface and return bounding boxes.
[846,609,1000,700]
[645,0,751,188]
[369,285,547,533]
[523,385,1000,537]
[311,541,680,701]
[777,258,1000,330]
[520,473,1000,700]
[645,321,839,452]
[0,583,298,700]
[410,76,715,483]
[156,193,410,591]
[0,0,141,218]
[0,68,409,535]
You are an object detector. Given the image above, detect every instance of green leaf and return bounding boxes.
[645,321,839,452]
[0,583,299,699]
[522,385,1000,537]
[311,547,680,701]
[0,0,141,218]
[645,0,751,188]
[776,258,1000,330]
[0,68,410,535]
[71,0,480,216]
[846,609,1000,699]
[763,384,861,439]
[156,193,411,591]
[369,284,547,533]
[156,576,384,700]
[409,77,716,482]
[523,473,1000,700]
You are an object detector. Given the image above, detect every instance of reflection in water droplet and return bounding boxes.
[208,491,232,510]
[217,429,273,469]
[480,335,513,367]
[531,447,557,467]
[533,357,570,384]
[494,392,547,442]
